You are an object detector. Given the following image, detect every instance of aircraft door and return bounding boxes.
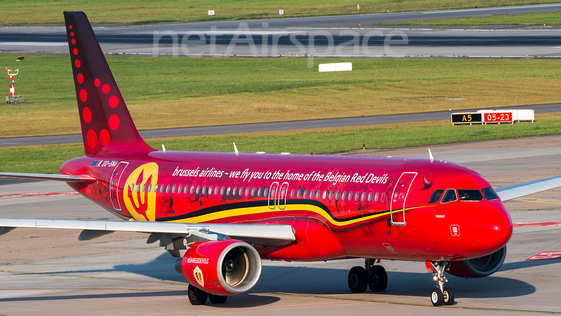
[278,182,289,210]
[268,182,279,210]
[390,172,418,226]
[109,161,128,211]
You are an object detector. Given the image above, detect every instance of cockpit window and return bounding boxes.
[482,187,499,200]
[458,189,484,201]
[441,189,457,203]
[429,189,444,204]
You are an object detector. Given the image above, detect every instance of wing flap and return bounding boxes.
[0,218,296,245]
[0,172,95,183]
[495,175,561,201]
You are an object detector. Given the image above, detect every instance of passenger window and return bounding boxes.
[142,184,146,192]
[196,186,200,194]
[341,192,346,200]
[429,189,444,204]
[251,188,256,197]
[208,186,212,194]
[271,188,275,197]
[239,188,243,196]
[245,187,250,196]
[172,185,176,194]
[310,190,314,199]
[281,189,285,198]
[153,184,158,192]
[290,189,294,198]
[202,186,206,195]
[303,190,308,199]
[257,188,262,197]
[335,191,340,200]
[226,187,231,195]
[374,192,379,202]
[215,186,219,195]
[160,185,164,193]
[264,188,269,197]
[184,185,189,194]
[368,192,372,201]
[233,187,237,196]
[329,191,333,199]
[323,190,327,199]
[297,189,301,198]
[165,185,170,193]
[178,185,182,193]
[190,186,194,194]
[316,190,320,199]
[221,186,225,195]
[148,184,152,192]
[130,183,135,192]
[482,187,499,200]
[361,192,365,201]
[458,189,484,201]
[441,189,457,203]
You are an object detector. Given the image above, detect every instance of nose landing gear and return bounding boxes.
[348,259,388,293]
[429,261,454,306]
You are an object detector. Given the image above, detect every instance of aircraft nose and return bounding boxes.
[487,207,513,250]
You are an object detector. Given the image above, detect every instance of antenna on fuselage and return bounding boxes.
[233,142,239,156]
[162,144,166,153]
[428,148,434,163]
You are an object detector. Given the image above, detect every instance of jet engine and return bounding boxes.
[176,239,262,295]
[447,246,507,278]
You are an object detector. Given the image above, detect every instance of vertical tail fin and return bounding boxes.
[63,11,155,156]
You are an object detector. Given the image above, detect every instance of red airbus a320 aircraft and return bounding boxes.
[1,11,561,307]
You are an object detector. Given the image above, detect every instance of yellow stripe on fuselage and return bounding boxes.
[167,203,425,227]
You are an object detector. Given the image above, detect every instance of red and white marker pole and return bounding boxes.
[5,67,18,97]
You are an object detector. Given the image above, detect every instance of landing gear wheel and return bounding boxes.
[348,266,368,293]
[368,265,388,292]
[209,294,228,304]
[431,288,444,306]
[188,284,208,305]
[443,287,454,305]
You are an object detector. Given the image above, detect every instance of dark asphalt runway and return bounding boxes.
[2,4,561,58]
[0,103,558,148]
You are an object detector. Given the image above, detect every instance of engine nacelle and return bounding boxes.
[176,239,262,296]
[447,246,507,278]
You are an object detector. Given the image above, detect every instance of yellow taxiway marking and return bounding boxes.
[513,198,561,205]
[266,292,561,314]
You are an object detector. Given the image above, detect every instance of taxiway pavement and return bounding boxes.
[1,135,561,315]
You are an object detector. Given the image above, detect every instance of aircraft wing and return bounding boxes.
[495,175,561,202]
[0,172,96,183]
[0,218,295,247]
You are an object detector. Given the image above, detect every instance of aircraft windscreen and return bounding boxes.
[458,189,484,201]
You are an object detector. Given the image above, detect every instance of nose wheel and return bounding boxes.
[429,261,454,306]
[348,259,388,293]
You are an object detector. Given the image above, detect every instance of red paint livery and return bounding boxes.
[8,11,552,308]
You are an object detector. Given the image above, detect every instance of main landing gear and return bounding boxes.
[188,284,228,305]
[348,259,388,293]
[429,261,454,306]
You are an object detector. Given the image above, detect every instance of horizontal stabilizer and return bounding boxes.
[0,172,95,183]
[0,218,296,246]
[495,175,561,201]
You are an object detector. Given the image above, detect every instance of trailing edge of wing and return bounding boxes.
[0,172,95,183]
[495,175,561,202]
[0,218,296,245]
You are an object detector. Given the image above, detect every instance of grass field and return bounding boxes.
[380,12,561,26]
[1,112,560,174]
[2,54,561,138]
[1,0,561,25]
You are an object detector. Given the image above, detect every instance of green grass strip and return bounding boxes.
[2,1,561,25]
[1,113,559,174]
[379,12,561,26]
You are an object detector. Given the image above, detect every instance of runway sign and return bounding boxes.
[451,112,482,125]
